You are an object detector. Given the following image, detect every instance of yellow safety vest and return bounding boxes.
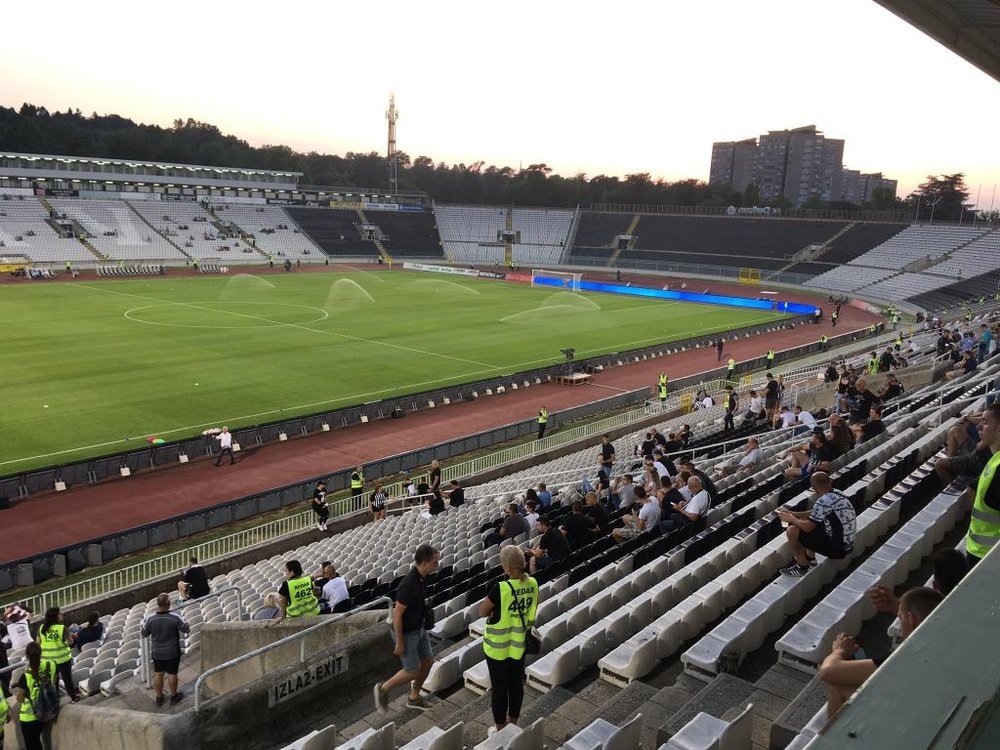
[483,577,538,661]
[727,358,735,370]
[724,393,734,410]
[538,408,548,425]
[18,662,55,724]
[658,384,667,399]
[967,452,1000,559]
[1,693,7,732]
[820,336,828,344]
[867,358,879,374]
[767,350,774,361]
[351,471,364,489]
[285,576,320,617]
[658,374,668,387]
[39,623,71,664]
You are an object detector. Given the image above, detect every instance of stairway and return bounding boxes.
[769,222,856,277]
[78,235,106,261]
[607,214,641,267]
[357,208,393,264]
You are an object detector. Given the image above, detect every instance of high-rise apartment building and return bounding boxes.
[709,126,894,207]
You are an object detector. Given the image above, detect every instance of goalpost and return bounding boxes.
[531,269,582,291]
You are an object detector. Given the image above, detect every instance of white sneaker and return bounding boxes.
[316,523,323,531]
[487,726,499,737]
[373,682,388,714]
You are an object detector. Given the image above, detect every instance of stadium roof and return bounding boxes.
[876,0,1000,83]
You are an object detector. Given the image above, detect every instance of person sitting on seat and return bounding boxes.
[484,504,528,548]
[778,472,856,576]
[526,515,572,574]
[659,475,710,532]
[783,428,836,482]
[819,587,942,722]
[716,437,763,478]
[612,492,660,543]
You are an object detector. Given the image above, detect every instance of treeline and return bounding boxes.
[0,103,969,218]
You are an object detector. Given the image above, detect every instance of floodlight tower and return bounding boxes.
[386,92,399,193]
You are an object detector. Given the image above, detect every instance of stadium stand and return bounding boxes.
[909,269,1000,311]
[211,204,324,260]
[434,205,507,264]
[782,222,909,275]
[126,199,256,261]
[617,215,849,270]
[366,208,444,258]
[510,208,574,265]
[48,197,188,261]
[567,211,635,262]
[284,207,380,258]
[0,194,95,262]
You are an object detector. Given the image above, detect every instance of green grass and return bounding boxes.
[2,270,788,474]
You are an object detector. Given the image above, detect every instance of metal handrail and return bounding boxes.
[192,596,391,711]
[139,584,245,687]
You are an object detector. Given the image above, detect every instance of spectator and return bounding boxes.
[612,492,660,543]
[878,346,895,373]
[253,593,283,621]
[319,563,349,613]
[485,503,529,548]
[426,490,446,517]
[446,479,466,508]
[370,480,388,521]
[429,459,442,495]
[980,324,993,360]
[659,429,680,453]
[373,544,439,713]
[779,472,856,576]
[178,557,210,600]
[651,450,675,481]
[480,546,539,736]
[583,491,610,532]
[946,350,977,380]
[73,612,104,653]
[678,424,692,447]
[794,405,816,430]
[849,378,880,423]
[639,432,657,459]
[783,428,836,482]
[764,373,780,424]
[598,434,615,474]
[536,483,552,508]
[37,606,78,702]
[12,642,55,750]
[660,475,710,532]
[278,560,320,619]
[745,389,764,423]
[878,373,904,401]
[777,405,797,430]
[141,593,189,706]
[523,500,540,536]
[824,363,839,383]
[829,419,855,456]
[611,473,636,510]
[560,500,594,549]
[717,436,763,478]
[526,515,571,574]
[311,480,330,531]
[854,407,886,443]
[679,460,719,500]
[964,403,1000,565]
[820,587,942,720]
[936,415,989,483]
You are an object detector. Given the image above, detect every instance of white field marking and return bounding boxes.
[324,262,387,283]
[124,302,329,329]
[73,283,496,368]
[0,366,501,469]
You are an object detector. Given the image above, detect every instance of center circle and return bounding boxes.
[124,301,330,329]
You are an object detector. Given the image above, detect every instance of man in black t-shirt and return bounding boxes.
[428,460,442,494]
[178,557,209,600]
[446,479,465,508]
[764,373,780,424]
[311,481,329,531]
[560,501,593,549]
[858,408,886,442]
[598,435,615,473]
[583,492,609,532]
[373,544,439,714]
[527,516,571,573]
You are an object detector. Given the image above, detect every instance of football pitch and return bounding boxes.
[3,270,790,474]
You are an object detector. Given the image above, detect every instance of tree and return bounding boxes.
[908,174,970,223]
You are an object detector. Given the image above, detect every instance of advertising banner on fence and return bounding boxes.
[362,201,399,212]
[477,271,506,280]
[403,262,479,277]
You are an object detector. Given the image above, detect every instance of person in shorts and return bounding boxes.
[141,593,189,706]
[778,472,856,576]
[373,544,439,713]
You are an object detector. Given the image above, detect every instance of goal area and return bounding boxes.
[531,269,582,291]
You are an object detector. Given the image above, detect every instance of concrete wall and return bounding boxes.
[41,611,394,750]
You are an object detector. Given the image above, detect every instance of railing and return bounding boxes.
[192,596,391,711]
[140,584,246,688]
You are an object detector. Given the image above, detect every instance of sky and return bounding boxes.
[3,0,999,207]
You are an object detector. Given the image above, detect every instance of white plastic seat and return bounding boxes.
[664,702,754,750]
[398,721,464,750]
[338,722,396,750]
[561,713,642,750]
[473,718,545,749]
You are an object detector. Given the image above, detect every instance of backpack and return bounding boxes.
[31,663,61,722]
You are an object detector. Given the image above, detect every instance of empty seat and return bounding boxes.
[663,703,753,750]
[561,713,643,750]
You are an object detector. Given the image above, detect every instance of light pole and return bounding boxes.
[927,196,942,225]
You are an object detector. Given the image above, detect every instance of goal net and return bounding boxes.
[531,269,582,291]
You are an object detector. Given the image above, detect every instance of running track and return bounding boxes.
[0,271,876,564]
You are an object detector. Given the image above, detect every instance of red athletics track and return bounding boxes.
[0,268,877,564]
